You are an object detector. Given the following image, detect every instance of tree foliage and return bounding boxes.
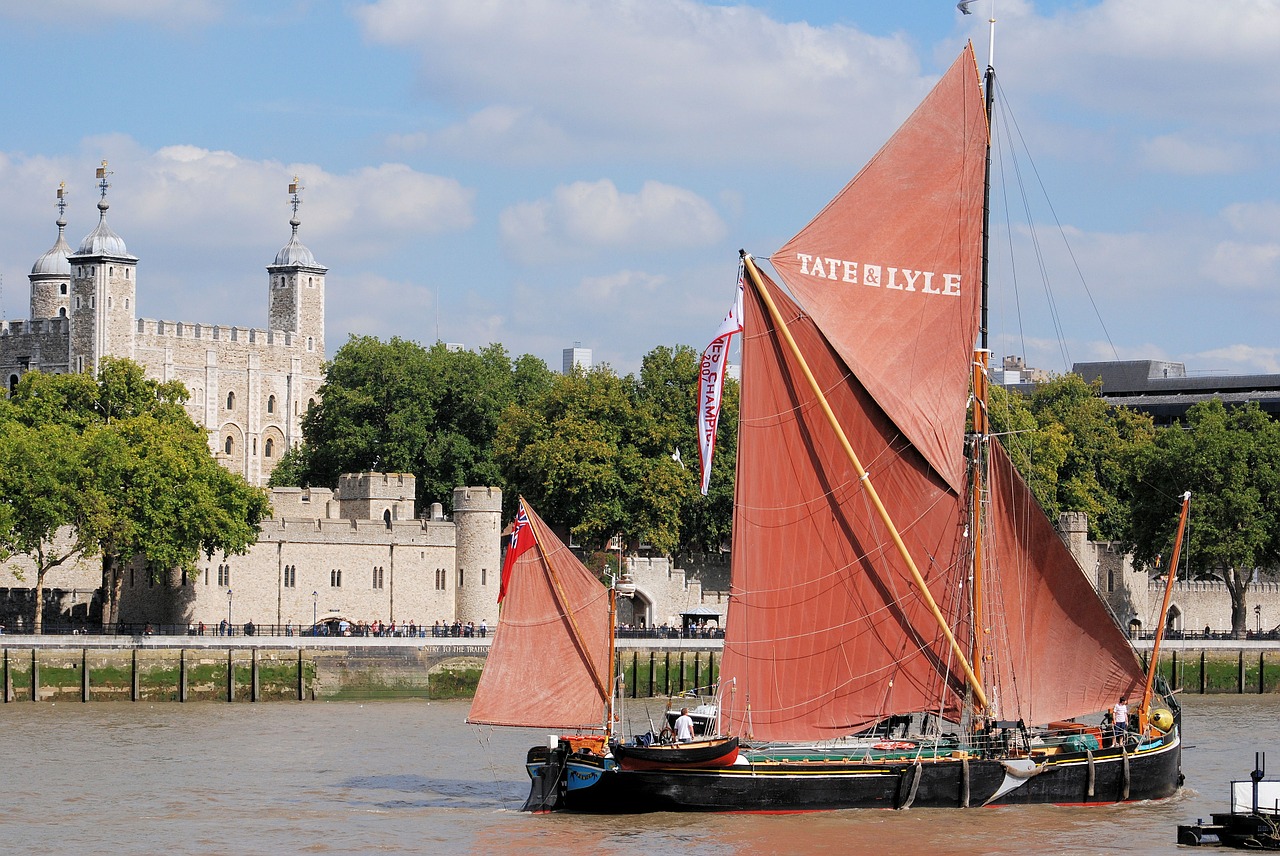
[494,345,737,555]
[989,374,1154,540]
[1128,399,1280,636]
[272,336,553,511]
[0,359,269,628]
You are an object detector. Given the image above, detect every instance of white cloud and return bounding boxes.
[1201,241,1280,291]
[500,179,725,264]
[355,0,925,166]
[1189,344,1280,375]
[578,270,667,302]
[1138,134,1251,176]
[0,141,475,331]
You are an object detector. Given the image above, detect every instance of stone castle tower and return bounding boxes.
[1,165,327,485]
[452,486,504,624]
[68,163,138,375]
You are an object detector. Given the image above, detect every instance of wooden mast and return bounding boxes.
[741,254,989,711]
[1139,491,1191,733]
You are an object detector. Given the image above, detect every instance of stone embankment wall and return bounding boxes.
[6,637,1273,703]
[0,637,724,703]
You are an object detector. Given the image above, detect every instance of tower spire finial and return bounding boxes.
[95,160,113,215]
[56,181,68,229]
[288,175,304,235]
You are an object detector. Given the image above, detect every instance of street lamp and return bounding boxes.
[312,591,318,630]
[227,588,233,635]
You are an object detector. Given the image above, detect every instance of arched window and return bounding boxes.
[306,336,315,352]
[226,391,235,410]
[383,508,392,529]
[8,375,18,395]
[58,307,67,317]
[264,438,274,458]
[307,397,316,412]
[267,395,276,414]
[224,436,234,455]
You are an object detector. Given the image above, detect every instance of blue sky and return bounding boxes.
[1,0,1278,377]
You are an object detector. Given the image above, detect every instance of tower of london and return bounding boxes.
[1,165,325,486]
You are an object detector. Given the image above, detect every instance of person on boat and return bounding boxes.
[674,708,695,743]
[1112,697,1130,742]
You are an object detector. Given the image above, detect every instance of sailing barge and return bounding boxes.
[469,42,1185,813]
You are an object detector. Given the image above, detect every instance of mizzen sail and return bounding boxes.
[770,44,986,494]
[467,500,611,730]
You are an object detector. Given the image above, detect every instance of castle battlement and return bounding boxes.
[135,317,295,347]
[1148,579,1280,594]
[1,318,68,336]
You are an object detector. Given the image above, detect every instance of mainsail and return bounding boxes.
[721,43,1146,743]
[467,500,611,730]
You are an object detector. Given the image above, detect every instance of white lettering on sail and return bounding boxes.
[792,253,959,296]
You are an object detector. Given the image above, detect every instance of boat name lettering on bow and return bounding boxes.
[793,253,960,296]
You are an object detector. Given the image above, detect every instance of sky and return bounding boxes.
[1,0,1278,378]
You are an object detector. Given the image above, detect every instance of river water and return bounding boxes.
[0,693,1266,855]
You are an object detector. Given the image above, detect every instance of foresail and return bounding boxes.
[770,45,986,494]
[720,267,971,742]
[467,502,611,730]
[981,440,1146,724]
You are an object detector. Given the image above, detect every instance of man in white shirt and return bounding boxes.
[1112,697,1130,742]
[674,707,695,743]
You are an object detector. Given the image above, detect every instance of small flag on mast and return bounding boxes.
[498,500,535,604]
[696,262,744,495]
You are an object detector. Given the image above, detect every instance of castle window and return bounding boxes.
[226,391,235,410]
[218,565,230,587]
[8,375,18,395]
[308,398,316,411]
[265,438,274,458]
[330,569,342,588]
[60,283,67,295]
[108,297,112,308]
[252,437,257,456]
[372,566,384,590]
[109,267,113,276]
[75,297,81,310]
[59,308,66,317]
[125,298,128,310]
[308,277,314,288]
[307,337,314,352]
[458,568,465,588]
[267,395,276,414]
[383,509,392,529]
[224,436,234,455]
[1108,570,1115,593]
[284,565,296,588]
[482,568,487,586]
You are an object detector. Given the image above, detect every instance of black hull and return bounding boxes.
[529,729,1181,813]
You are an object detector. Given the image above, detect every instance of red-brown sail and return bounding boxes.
[720,266,971,741]
[980,440,1146,724]
[467,501,611,730]
[770,44,986,494]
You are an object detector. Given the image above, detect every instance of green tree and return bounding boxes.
[1128,399,1280,637]
[274,336,553,510]
[0,360,269,628]
[1016,374,1154,539]
[0,420,94,633]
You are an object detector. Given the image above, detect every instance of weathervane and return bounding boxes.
[288,175,304,219]
[95,160,113,200]
[56,181,68,219]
